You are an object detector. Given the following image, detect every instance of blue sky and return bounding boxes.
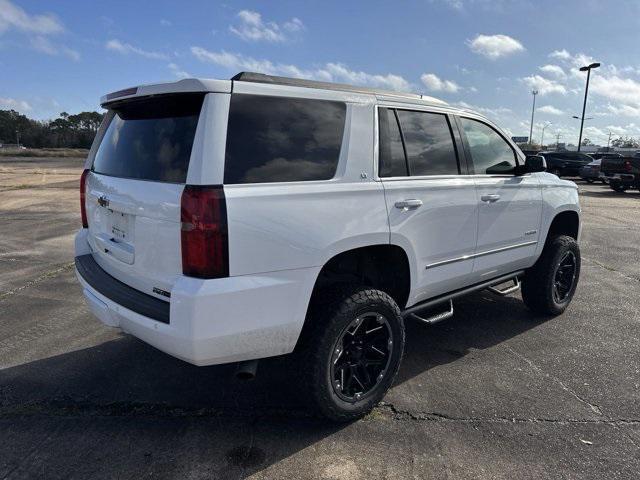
[2,0,640,145]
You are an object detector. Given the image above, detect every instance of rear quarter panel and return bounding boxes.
[220,98,391,276]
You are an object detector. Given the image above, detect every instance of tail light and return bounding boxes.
[624,160,632,172]
[80,169,89,228]
[180,185,229,279]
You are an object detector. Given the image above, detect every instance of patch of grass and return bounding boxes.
[0,148,89,158]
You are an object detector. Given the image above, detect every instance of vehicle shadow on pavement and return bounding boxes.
[579,189,639,199]
[0,291,545,478]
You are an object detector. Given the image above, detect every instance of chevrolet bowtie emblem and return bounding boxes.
[97,195,109,208]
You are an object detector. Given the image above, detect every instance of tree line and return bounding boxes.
[0,109,104,149]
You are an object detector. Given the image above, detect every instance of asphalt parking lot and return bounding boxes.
[1,156,638,479]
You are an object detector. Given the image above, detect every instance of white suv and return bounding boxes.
[75,72,581,420]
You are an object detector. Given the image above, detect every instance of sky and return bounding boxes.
[2,0,640,146]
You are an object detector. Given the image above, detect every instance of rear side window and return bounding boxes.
[224,94,346,184]
[396,110,459,176]
[378,108,408,177]
[92,94,204,183]
[460,117,516,174]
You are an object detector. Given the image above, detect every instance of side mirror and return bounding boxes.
[516,155,547,175]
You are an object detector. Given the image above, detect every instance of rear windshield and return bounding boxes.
[92,94,204,183]
[224,94,346,184]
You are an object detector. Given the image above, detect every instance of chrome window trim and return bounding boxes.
[425,240,538,269]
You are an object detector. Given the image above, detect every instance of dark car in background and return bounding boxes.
[601,152,640,192]
[579,159,607,183]
[538,151,593,177]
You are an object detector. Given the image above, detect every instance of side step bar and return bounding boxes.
[401,270,525,321]
[487,277,521,296]
[409,300,454,325]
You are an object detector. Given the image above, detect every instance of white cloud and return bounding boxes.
[191,47,412,91]
[284,18,304,32]
[0,96,31,112]
[30,35,80,61]
[0,1,80,62]
[606,103,640,117]
[106,39,168,60]
[420,73,460,93]
[538,105,564,115]
[160,19,172,27]
[539,64,565,79]
[468,34,524,60]
[229,10,304,43]
[168,63,190,79]
[521,75,567,95]
[549,49,571,61]
[590,75,640,107]
[0,0,64,35]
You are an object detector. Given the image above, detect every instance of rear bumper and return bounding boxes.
[605,173,635,184]
[75,230,320,366]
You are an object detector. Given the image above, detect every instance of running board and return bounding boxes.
[487,277,521,296]
[401,270,525,320]
[409,300,453,325]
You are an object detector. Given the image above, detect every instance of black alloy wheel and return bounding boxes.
[330,311,393,402]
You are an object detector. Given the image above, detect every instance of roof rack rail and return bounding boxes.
[231,71,430,102]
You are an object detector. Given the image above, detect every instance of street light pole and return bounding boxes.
[528,90,538,146]
[540,122,551,147]
[577,62,600,152]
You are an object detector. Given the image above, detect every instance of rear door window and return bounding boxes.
[92,94,204,183]
[459,117,517,174]
[378,108,408,177]
[396,110,459,176]
[224,94,346,184]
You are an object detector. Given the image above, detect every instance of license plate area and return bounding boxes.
[105,209,135,244]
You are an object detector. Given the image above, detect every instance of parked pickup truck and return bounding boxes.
[75,72,582,420]
[601,152,640,192]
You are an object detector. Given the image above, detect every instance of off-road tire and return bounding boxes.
[299,286,405,421]
[610,182,626,192]
[522,235,580,316]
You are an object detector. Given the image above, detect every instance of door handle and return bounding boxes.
[395,199,423,210]
[481,194,501,203]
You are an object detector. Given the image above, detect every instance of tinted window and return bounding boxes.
[93,94,203,183]
[396,110,459,176]
[378,108,408,177]
[460,118,516,174]
[224,95,346,184]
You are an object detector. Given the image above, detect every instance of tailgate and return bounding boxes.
[84,93,205,300]
[85,173,183,299]
[601,157,625,174]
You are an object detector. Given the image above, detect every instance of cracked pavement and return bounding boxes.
[0,156,639,479]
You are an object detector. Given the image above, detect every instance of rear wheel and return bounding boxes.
[300,286,405,421]
[522,235,580,316]
[551,168,562,177]
[610,182,626,192]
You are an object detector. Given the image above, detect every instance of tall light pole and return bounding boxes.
[577,62,600,151]
[540,122,552,147]
[528,90,538,146]
[606,131,614,151]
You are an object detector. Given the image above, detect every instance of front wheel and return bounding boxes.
[522,235,581,316]
[301,287,405,421]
